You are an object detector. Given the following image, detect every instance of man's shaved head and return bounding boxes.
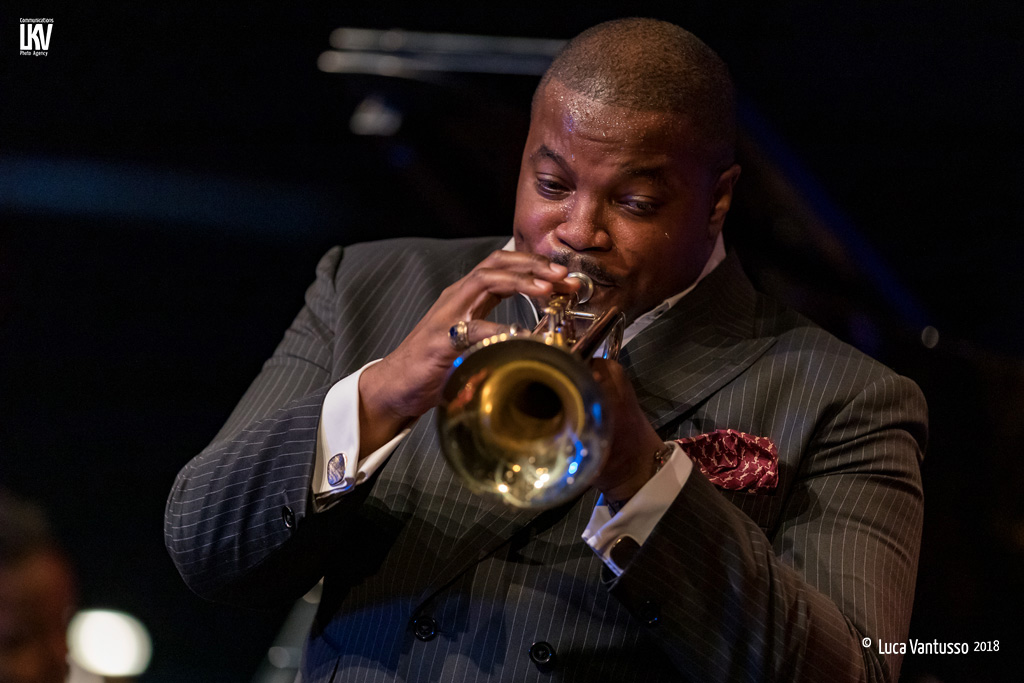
[536,18,736,169]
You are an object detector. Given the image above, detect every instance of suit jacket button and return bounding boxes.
[528,640,556,667]
[281,506,295,529]
[412,616,438,641]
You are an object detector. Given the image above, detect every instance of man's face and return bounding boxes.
[0,553,73,683]
[514,79,739,322]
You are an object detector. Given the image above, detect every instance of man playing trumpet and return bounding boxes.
[166,17,925,682]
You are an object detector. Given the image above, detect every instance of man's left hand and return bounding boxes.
[589,358,666,504]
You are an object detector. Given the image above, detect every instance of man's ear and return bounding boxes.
[708,164,741,239]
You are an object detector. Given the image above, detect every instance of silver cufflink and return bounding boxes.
[327,453,347,487]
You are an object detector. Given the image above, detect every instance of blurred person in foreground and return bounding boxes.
[166,17,926,682]
[0,490,75,683]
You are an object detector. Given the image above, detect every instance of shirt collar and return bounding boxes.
[502,233,726,347]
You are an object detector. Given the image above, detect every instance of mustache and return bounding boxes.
[547,252,618,286]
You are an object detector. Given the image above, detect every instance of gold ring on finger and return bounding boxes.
[449,320,470,350]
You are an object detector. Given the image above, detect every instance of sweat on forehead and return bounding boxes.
[533,80,693,152]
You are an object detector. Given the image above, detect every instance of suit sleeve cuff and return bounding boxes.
[312,360,413,503]
[582,442,693,576]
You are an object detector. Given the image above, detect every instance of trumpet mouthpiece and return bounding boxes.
[567,272,594,305]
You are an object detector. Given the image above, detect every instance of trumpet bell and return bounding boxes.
[438,337,609,509]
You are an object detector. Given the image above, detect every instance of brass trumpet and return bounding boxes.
[437,273,625,509]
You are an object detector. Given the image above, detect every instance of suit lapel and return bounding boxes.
[623,252,777,432]
[414,489,600,608]
[413,500,532,606]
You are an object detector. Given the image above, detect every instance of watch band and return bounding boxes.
[605,441,675,515]
[608,535,641,574]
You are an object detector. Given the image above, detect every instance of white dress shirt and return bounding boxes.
[313,233,726,575]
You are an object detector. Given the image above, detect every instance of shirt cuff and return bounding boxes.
[581,442,693,576]
[312,359,413,502]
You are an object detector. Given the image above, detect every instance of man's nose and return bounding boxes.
[555,195,611,252]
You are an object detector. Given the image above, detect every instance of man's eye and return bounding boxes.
[536,178,568,197]
[623,198,660,216]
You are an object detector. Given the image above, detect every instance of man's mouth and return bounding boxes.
[547,252,618,288]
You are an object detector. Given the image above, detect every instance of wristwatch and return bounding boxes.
[604,442,675,515]
[608,535,641,574]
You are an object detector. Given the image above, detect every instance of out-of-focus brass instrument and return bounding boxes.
[438,272,625,508]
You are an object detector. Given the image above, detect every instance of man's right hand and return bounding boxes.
[357,249,572,456]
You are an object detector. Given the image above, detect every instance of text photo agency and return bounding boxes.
[19,17,53,56]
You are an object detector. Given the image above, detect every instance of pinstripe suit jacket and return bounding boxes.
[165,236,926,682]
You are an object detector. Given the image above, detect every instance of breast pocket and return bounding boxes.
[716,488,781,534]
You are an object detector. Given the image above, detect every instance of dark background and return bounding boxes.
[2,2,1021,681]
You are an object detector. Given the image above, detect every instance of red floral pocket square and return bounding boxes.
[675,429,779,492]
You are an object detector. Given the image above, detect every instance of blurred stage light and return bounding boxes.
[67,609,153,677]
[921,325,940,349]
[350,96,402,136]
[318,27,564,79]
